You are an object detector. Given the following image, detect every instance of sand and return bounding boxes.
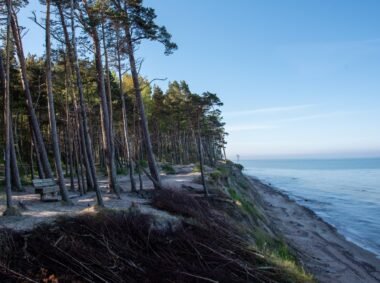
[249,177,380,283]
[0,166,200,231]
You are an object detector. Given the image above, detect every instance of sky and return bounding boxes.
[19,0,380,159]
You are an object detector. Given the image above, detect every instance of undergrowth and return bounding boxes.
[161,164,176,175]
[0,205,294,282]
[151,189,314,283]
[228,187,262,219]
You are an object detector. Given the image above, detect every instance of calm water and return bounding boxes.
[240,158,380,257]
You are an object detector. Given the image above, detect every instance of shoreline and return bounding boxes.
[248,175,380,283]
[256,177,380,258]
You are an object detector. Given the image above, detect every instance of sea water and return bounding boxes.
[240,158,380,258]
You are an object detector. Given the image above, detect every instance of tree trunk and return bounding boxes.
[57,3,95,190]
[116,28,136,192]
[64,0,104,205]
[45,0,71,204]
[82,0,120,197]
[195,117,208,197]
[31,125,45,179]
[10,122,23,191]
[125,29,161,189]
[101,20,114,135]
[30,136,35,180]
[10,8,53,179]
[2,0,18,215]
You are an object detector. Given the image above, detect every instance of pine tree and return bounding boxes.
[109,0,177,189]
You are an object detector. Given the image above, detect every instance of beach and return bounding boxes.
[249,176,380,283]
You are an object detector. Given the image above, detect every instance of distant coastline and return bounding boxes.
[247,176,380,283]
[240,157,380,258]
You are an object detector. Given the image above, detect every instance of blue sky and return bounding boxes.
[19,0,380,159]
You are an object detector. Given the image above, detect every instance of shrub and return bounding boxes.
[162,164,176,175]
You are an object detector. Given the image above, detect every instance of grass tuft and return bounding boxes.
[161,164,176,175]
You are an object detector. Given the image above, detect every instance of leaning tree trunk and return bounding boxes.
[82,0,120,197]
[56,0,104,206]
[10,9,53,179]
[30,124,45,179]
[56,3,95,190]
[116,28,136,192]
[195,115,209,197]
[101,20,114,136]
[45,0,71,204]
[93,31,120,197]
[125,29,161,189]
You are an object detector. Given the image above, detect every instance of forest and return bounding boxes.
[0,0,227,213]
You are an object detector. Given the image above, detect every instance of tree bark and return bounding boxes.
[57,2,95,190]
[10,122,23,191]
[2,0,18,215]
[82,0,120,197]
[116,28,136,192]
[195,116,208,197]
[10,8,53,179]
[30,124,45,179]
[62,0,104,205]
[125,28,161,189]
[45,0,71,204]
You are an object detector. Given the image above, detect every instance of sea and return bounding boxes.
[240,158,380,258]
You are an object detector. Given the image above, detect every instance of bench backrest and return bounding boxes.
[32,178,57,188]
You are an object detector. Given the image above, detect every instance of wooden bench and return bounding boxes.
[32,178,60,201]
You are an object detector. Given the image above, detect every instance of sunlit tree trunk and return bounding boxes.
[116,27,136,192]
[125,28,161,189]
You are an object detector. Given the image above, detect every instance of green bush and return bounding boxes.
[228,188,260,218]
[209,170,222,181]
[162,164,176,175]
[117,167,129,175]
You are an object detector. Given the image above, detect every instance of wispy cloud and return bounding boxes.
[224,104,314,117]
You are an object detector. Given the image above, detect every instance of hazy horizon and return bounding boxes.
[19,0,380,159]
[235,154,380,161]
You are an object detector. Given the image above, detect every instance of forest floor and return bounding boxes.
[0,164,202,231]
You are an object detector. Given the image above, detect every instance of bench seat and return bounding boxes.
[32,179,60,202]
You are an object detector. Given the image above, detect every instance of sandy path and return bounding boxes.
[250,177,380,283]
[0,169,200,231]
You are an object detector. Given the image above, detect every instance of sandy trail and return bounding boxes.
[0,166,200,231]
[250,177,380,283]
